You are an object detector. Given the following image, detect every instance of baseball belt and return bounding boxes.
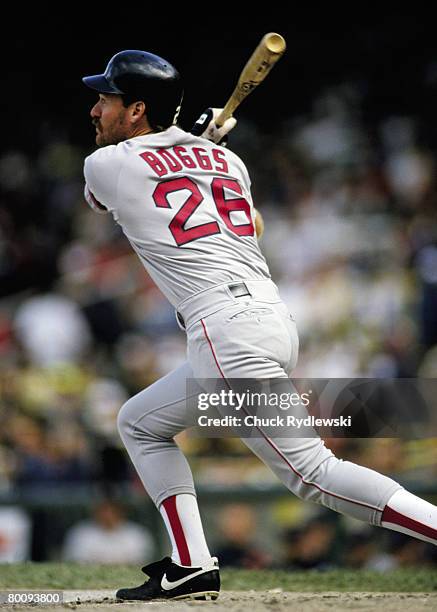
[175,278,281,331]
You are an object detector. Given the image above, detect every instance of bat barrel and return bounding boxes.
[215,32,286,127]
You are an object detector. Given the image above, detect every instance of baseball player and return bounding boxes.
[82,50,437,602]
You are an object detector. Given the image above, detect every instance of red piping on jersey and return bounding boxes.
[200,318,382,514]
[161,495,191,565]
[88,189,107,211]
[382,505,437,542]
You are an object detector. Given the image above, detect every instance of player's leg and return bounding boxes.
[380,489,437,545]
[116,361,220,600]
[189,302,437,546]
[243,435,437,545]
[116,361,212,566]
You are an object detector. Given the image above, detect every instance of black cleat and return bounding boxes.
[115,556,220,601]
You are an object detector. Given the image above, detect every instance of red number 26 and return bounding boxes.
[153,177,254,246]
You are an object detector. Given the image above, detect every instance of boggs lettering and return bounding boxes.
[140,146,229,177]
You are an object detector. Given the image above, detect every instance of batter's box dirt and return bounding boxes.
[1,590,436,612]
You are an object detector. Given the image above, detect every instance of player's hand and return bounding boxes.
[190,108,237,146]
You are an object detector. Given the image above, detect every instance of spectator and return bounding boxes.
[282,518,337,570]
[215,503,270,568]
[14,292,91,366]
[8,415,93,490]
[62,499,154,564]
[0,507,31,562]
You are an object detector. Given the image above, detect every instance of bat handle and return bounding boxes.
[215,101,236,128]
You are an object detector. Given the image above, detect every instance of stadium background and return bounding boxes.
[0,12,436,570]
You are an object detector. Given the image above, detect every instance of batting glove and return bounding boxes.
[190,108,237,146]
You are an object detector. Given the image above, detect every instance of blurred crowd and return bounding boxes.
[1,497,436,569]
[0,83,437,565]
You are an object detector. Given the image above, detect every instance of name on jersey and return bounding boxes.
[139,146,228,177]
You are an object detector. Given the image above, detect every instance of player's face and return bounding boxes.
[90,94,131,146]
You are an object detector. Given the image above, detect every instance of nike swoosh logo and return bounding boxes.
[161,568,209,591]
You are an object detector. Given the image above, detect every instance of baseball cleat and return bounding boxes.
[115,556,220,601]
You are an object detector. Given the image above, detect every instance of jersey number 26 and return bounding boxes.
[152,177,254,246]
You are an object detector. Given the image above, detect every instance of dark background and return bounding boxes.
[4,11,437,153]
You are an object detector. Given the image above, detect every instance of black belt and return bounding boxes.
[176,282,251,329]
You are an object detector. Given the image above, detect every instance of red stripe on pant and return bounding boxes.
[382,504,437,542]
[200,318,382,514]
[162,495,191,565]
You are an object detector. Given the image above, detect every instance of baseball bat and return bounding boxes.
[215,33,286,128]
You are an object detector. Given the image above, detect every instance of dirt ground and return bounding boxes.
[1,590,436,612]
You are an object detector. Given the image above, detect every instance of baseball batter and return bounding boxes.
[82,50,437,602]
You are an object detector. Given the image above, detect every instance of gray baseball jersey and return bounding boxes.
[84,126,270,306]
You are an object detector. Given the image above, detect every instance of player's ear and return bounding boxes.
[130,101,146,123]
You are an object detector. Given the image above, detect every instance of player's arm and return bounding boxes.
[83,146,121,214]
[84,182,109,214]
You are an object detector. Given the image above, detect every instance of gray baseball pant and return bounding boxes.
[117,280,402,525]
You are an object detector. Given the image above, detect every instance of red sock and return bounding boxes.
[381,489,437,545]
[160,494,212,566]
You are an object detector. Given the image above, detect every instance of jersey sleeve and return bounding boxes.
[84,183,109,214]
[83,145,122,214]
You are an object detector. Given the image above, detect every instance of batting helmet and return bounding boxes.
[82,50,183,130]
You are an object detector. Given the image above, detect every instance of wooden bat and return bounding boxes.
[215,33,286,128]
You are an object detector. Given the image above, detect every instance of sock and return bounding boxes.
[382,488,437,545]
[160,493,212,566]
